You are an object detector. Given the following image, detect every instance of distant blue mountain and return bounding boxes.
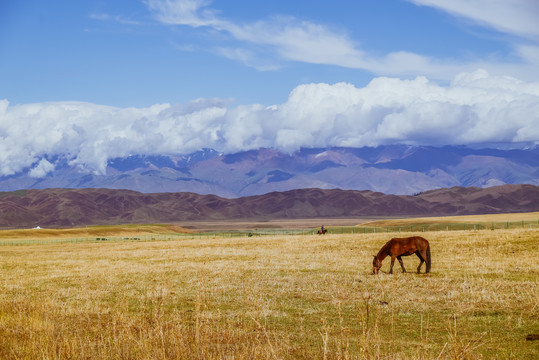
[1,145,537,197]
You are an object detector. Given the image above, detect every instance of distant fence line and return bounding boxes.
[0,219,537,246]
[335,219,539,234]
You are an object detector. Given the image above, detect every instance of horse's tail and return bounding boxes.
[425,243,431,273]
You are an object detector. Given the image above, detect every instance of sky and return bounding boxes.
[0,0,539,177]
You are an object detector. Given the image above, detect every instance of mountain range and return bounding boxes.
[1,145,538,197]
[0,184,538,227]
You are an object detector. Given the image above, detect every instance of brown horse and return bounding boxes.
[372,236,431,274]
[317,229,327,235]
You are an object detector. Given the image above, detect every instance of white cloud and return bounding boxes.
[89,13,141,25]
[146,0,368,70]
[407,0,539,40]
[404,0,539,80]
[215,47,282,71]
[145,0,219,27]
[145,0,539,80]
[29,159,55,178]
[0,70,538,176]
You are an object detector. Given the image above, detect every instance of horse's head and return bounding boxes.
[372,255,382,274]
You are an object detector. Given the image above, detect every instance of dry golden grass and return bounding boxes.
[362,211,539,227]
[0,224,193,240]
[0,228,537,359]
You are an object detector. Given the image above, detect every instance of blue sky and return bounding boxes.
[2,0,538,106]
[0,0,538,176]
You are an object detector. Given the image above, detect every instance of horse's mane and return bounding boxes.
[376,239,393,259]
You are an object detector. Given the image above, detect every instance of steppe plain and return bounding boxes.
[0,214,537,359]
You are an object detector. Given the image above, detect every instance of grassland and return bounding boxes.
[0,224,193,240]
[362,212,539,227]
[0,224,537,359]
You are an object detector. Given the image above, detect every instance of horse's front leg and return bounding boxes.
[397,256,406,273]
[389,256,396,274]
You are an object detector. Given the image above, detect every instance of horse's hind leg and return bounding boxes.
[397,256,406,273]
[416,252,425,273]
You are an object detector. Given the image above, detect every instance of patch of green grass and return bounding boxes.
[0,189,27,198]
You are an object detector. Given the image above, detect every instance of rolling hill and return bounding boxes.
[0,184,537,228]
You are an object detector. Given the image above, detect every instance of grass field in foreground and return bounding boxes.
[0,228,538,359]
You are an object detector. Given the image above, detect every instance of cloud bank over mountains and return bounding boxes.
[1,70,538,177]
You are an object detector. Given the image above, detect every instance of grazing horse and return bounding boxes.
[372,236,431,274]
[317,229,327,235]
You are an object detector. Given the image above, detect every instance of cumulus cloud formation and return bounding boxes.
[0,70,538,177]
